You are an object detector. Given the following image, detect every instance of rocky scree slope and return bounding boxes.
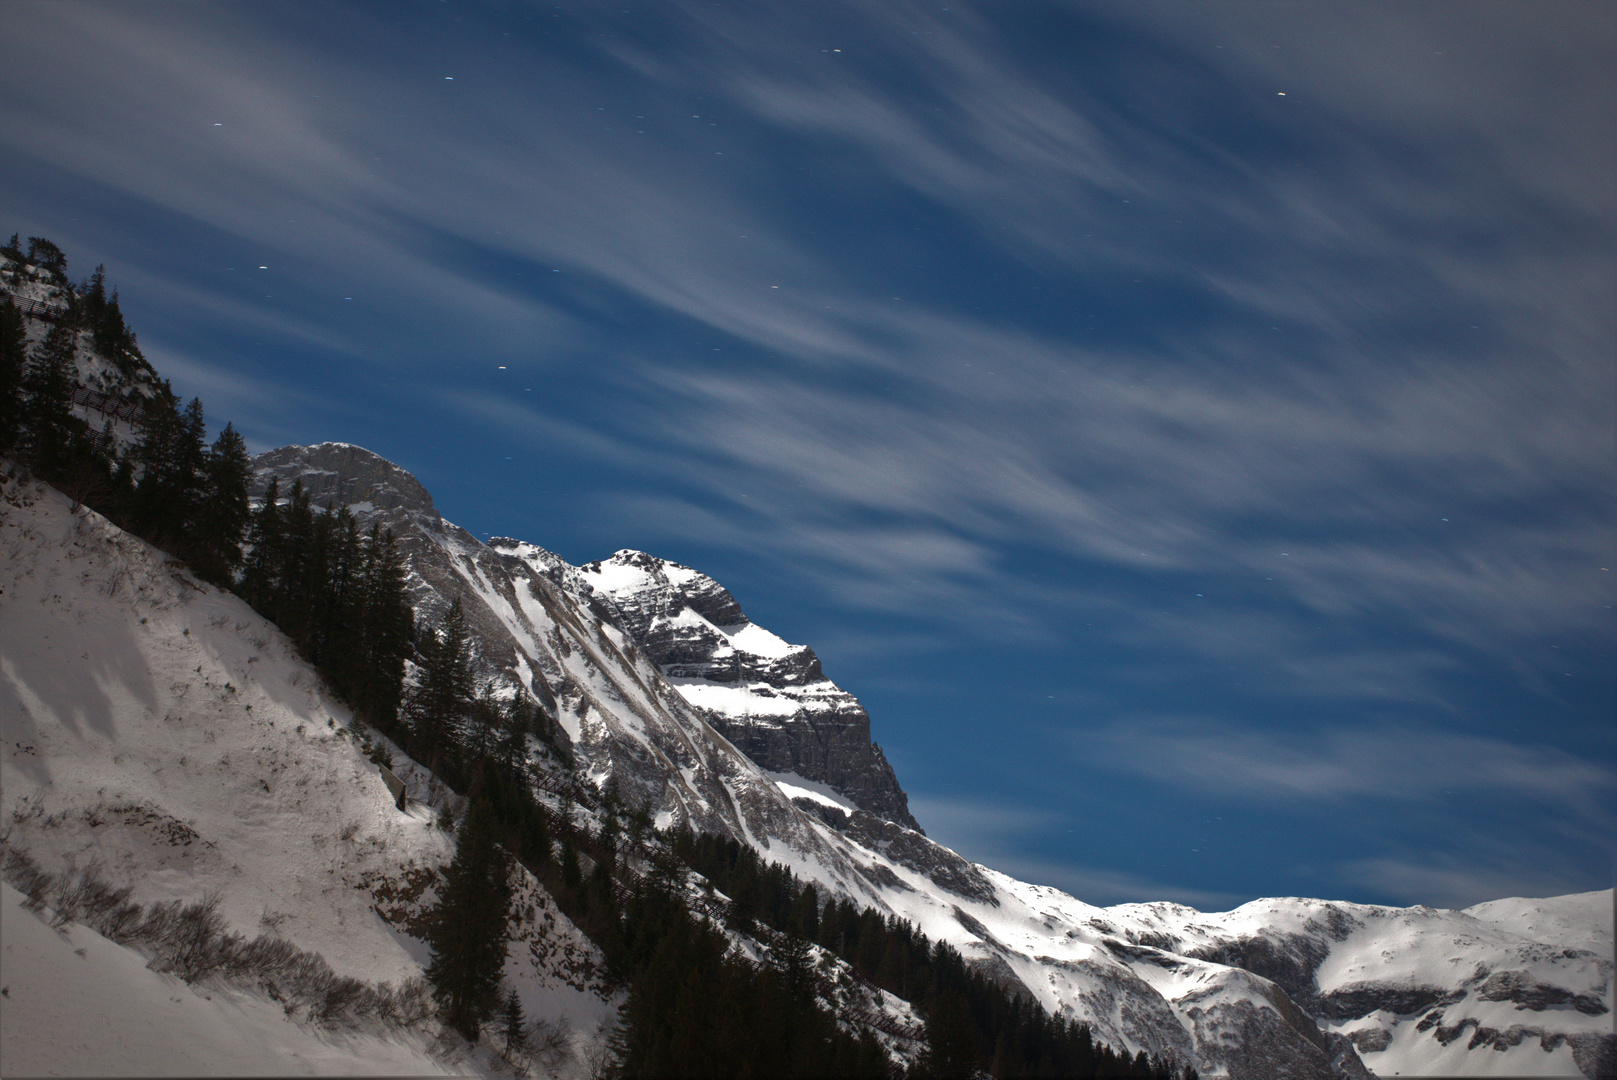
[247,443,1614,1079]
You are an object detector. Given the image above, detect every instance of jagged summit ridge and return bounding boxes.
[576,547,921,832]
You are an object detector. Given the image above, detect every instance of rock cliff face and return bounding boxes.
[575,549,920,832]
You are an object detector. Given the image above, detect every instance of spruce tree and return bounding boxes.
[499,989,526,1059]
[237,476,282,611]
[0,297,26,456]
[25,237,66,279]
[354,524,411,730]
[922,990,981,1079]
[191,423,251,586]
[129,387,206,548]
[424,799,511,1040]
[495,696,531,773]
[82,265,107,319]
[468,683,502,762]
[21,321,78,480]
[407,597,474,772]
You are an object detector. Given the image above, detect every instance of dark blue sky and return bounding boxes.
[4,0,1613,909]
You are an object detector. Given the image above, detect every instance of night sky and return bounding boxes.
[4,1,1612,911]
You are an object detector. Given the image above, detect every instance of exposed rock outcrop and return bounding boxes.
[576,549,920,831]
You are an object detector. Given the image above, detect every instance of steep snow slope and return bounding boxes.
[240,443,1615,1079]
[0,471,613,1075]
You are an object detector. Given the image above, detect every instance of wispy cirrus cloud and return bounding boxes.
[909,795,1245,909]
[4,0,1612,908]
[1075,717,1617,822]
[1343,853,1613,912]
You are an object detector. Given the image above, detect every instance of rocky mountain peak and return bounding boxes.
[252,443,438,522]
[577,548,919,832]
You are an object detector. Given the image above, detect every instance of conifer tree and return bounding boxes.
[191,423,251,586]
[21,321,79,479]
[560,833,582,892]
[82,265,107,319]
[922,989,982,1079]
[25,237,66,279]
[407,597,474,772]
[308,504,358,668]
[278,479,316,639]
[0,297,27,456]
[237,476,282,611]
[495,695,532,773]
[424,799,511,1040]
[130,388,207,548]
[468,683,502,762]
[499,989,526,1059]
[354,523,411,729]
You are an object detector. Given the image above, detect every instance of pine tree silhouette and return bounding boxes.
[424,799,511,1040]
[0,297,25,456]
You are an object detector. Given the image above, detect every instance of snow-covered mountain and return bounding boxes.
[227,442,1613,1079]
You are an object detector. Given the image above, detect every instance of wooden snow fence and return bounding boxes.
[532,768,600,812]
[842,1003,924,1042]
[378,765,408,810]
[70,386,145,424]
[2,289,60,321]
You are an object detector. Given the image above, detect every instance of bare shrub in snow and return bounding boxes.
[2,846,56,912]
[237,934,301,980]
[74,863,136,931]
[20,867,56,912]
[316,975,368,1023]
[4,846,442,1037]
[136,898,183,943]
[97,895,146,943]
[395,975,436,1028]
[528,1016,573,1072]
[283,949,336,1002]
[583,1023,618,1080]
[356,980,398,1024]
[49,859,93,927]
[150,892,231,979]
[51,858,135,931]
